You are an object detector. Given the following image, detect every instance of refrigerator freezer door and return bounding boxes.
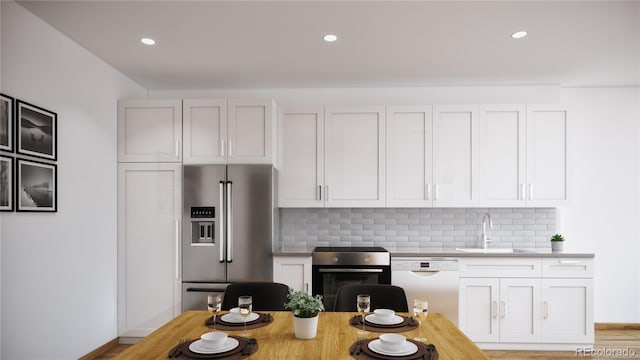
[226,165,274,282]
[183,165,227,282]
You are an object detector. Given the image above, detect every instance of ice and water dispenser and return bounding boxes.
[189,206,215,246]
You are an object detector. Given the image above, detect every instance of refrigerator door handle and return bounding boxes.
[219,181,225,263]
[226,181,233,263]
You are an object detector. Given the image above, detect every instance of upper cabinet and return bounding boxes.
[277,106,325,207]
[324,106,386,207]
[278,106,385,207]
[386,105,477,207]
[479,105,567,207]
[118,99,183,162]
[183,98,275,165]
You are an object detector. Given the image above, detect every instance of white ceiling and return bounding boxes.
[16,1,640,90]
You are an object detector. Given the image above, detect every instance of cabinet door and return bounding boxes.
[325,106,386,207]
[541,279,594,344]
[526,105,568,206]
[386,106,433,207]
[117,163,182,337]
[499,278,541,343]
[479,105,526,206]
[118,99,182,162]
[273,256,312,293]
[278,107,325,207]
[458,278,499,343]
[227,99,274,164]
[183,99,227,164]
[432,105,478,206]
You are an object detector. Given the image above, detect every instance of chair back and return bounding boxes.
[333,284,409,312]
[221,282,290,311]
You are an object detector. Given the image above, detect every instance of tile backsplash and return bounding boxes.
[277,208,556,252]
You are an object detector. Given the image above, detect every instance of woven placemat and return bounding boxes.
[350,315,419,333]
[178,336,258,359]
[205,312,273,331]
[349,338,438,360]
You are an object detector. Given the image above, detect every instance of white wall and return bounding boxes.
[561,87,640,323]
[0,2,146,359]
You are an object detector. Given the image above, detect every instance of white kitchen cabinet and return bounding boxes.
[526,105,568,206]
[479,105,567,206]
[458,257,594,350]
[324,106,386,207]
[117,163,182,337]
[183,98,276,165]
[386,106,433,207]
[118,99,182,162]
[273,256,312,294]
[277,107,324,207]
[432,105,478,206]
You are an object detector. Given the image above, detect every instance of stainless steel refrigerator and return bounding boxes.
[181,164,274,311]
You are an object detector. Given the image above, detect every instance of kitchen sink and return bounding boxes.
[455,248,515,254]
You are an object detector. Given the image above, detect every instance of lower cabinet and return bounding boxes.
[458,257,593,350]
[117,163,182,337]
[273,256,312,294]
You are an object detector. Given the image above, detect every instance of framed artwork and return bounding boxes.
[0,93,13,152]
[16,100,57,161]
[0,155,13,211]
[16,158,56,212]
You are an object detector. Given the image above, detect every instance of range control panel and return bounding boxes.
[391,258,459,271]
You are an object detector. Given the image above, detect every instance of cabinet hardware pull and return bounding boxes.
[229,139,233,157]
[500,301,506,319]
[544,301,549,319]
[325,185,329,200]
[434,184,439,201]
[520,184,525,200]
[426,184,431,200]
[175,219,180,280]
[529,184,534,200]
[175,140,180,158]
[492,301,498,319]
[305,283,309,293]
[221,139,225,157]
[318,185,322,201]
[559,260,581,265]
[227,181,233,262]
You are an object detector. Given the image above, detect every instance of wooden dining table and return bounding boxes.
[114,311,489,359]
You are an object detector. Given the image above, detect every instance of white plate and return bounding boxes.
[220,312,260,323]
[189,338,239,354]
[368,339,418,357]
[365,314,404,325]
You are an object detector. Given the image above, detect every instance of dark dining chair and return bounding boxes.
[333,284,409,312]
[221,282,290,311]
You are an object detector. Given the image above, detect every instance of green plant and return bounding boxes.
[550,234,565,242]
[285,289,325,318]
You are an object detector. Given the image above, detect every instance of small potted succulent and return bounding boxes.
[550,233,565,252]
[284,289,325,339]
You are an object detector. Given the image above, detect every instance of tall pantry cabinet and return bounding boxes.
[117,99,183,338]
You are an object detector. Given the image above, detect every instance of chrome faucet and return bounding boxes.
[481,213,493,249]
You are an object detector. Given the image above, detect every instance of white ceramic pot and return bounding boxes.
[551,241,564,252]
[293,315,319,339]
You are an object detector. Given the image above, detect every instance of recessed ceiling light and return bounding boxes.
[323,34,338,42]
[511,31,528,39]
[140,37,156,45]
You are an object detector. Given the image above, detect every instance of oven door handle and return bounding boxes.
[318,268,384,273]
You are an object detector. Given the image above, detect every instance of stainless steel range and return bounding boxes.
[312,246,391,310]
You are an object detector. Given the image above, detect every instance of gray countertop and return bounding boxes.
[272,249,594,258]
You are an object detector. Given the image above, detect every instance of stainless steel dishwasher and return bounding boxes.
[391,257,459,325]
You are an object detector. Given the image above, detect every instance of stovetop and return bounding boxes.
[313,246,389,253]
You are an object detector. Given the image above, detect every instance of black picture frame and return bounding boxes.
[0,155,13,211]
[0,93,14,153]
[16,100,57,161]
[16,158,57,212]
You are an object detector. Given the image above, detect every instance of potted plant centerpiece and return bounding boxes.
[285,289,325,339]
[550,233,565,252]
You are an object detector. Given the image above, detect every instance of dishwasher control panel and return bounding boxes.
[391,258,459,271]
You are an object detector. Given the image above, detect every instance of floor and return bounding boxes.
[96,329,640,359]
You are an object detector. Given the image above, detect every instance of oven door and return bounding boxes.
[312,267,391,310]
